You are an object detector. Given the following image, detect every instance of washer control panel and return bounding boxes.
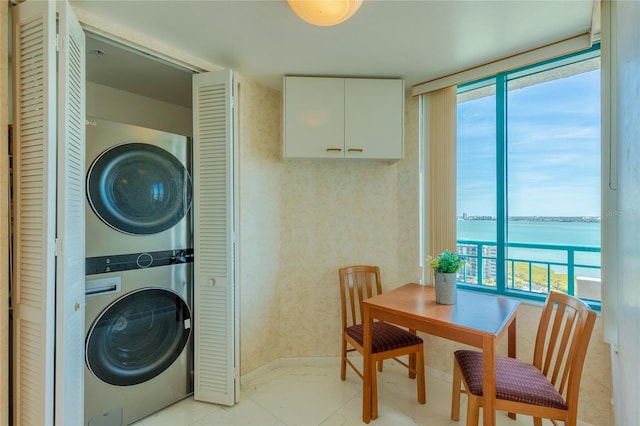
[85,248,194,275]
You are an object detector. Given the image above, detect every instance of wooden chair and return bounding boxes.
[339,265,426,420]
[451,291,596,426]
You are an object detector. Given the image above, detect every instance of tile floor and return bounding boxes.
[133,358,591,426]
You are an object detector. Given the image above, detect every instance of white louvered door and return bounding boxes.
[192,69,239,405]
[12,1,85,423]
[11,1,57,424]
[55,1,86,424]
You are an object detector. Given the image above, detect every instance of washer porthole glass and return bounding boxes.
[85,288,192,386]
[86,143,192,235]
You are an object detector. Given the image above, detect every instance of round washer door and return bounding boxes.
[86,288,191,386]
[87,143,192,235]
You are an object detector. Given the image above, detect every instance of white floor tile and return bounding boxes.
[137,359,594,426]
[245,365,361,426]
[194,397,286,426]
[136,397,221,425]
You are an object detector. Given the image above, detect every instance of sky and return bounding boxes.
[456,69,601,218]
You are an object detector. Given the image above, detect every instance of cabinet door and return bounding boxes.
[284,77,345,158]
[345,79,404,159]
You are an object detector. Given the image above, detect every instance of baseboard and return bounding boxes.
[239,358,282,385]
[240,357,340,385]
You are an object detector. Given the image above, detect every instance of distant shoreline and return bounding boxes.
[458,216,601,223]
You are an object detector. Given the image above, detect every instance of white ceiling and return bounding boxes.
[74,0,595,107]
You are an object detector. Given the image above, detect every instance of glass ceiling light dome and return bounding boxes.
[287,0,363,26]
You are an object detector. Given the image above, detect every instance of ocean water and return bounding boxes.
[457,220,601,246]
[456,219,601,278]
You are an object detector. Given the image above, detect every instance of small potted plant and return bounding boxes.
[426,250,464,304]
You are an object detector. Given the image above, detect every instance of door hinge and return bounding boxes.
[54,238,62,256]
[56,34,60,52]
[231,96,237,109]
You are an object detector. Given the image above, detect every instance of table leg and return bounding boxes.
[508,317,517,420]
[362,306,372,424]
[482,337,496,426]
[508,316,516,358]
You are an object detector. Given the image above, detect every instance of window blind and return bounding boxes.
[422,86,457,284]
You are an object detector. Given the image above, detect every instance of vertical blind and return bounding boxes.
[422,86,457,284]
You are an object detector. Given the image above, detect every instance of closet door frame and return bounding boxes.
[11,1,86,423]
[10,6,239,420]
[11,1,58,423]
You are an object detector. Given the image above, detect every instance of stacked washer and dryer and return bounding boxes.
[84,117,194,426]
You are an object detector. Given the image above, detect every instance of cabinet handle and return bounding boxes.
[347,148,364,153]
[326,148,342,152]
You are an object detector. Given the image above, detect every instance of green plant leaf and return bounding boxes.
[426,250,465,273]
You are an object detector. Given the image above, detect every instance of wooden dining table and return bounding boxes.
[361,283,521,425]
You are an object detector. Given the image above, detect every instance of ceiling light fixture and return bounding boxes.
[287,0,363,27]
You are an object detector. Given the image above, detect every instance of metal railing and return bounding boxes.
[456,240,601,298]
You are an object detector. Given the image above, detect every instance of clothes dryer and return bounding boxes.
[84,264,192,426]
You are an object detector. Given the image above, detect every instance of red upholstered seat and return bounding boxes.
[346,322,424,354]
[454,350,567,410]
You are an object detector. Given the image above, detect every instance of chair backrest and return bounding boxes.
[339,265,383,330]
[533,291,596,410]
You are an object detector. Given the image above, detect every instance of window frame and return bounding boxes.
[455,43,602,311]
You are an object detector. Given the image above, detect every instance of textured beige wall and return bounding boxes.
[237,85,421,363]
[278,159,401,357]
[235,76,610,424]
[397,93,422,286]
[276,91,422,358]
[236,77,283,373]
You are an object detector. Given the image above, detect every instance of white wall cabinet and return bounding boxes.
[283,76,404,159]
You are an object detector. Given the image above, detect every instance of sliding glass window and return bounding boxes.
[456,44,601,307]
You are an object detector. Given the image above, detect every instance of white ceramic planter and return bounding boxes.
[434,272,457,304]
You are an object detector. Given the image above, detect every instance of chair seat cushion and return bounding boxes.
[346,322,423,354]
[454,350,567,410]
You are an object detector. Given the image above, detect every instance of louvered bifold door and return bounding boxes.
[55,2,86,424]
[192,69,238,405]
[11,1,57,424]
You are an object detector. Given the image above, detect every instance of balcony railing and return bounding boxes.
[456,239,601,301]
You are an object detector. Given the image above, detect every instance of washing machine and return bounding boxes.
[84,117,194,426]
[84,117,192,257]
